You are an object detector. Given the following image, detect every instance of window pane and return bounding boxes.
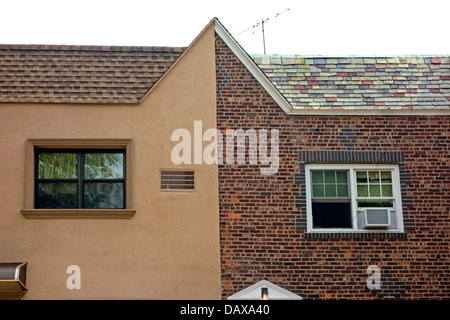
[324,171,336,183]
[337,185,349,197]
[357,200,393,208]
[369,171,380,183]
[356,171,367,184]
[312,185,324,197]
[336,171,348,183]
[380,171,392,183]
[382,184,393,197]
[325,184,336,197]
[357,184,368,197]
[36,182,78,208]
[312,202,352,228]
[38,153,77,179]
[84,153,124,179]
[84,182,124,209]
[369,185,381,197]
[311,171,323,184]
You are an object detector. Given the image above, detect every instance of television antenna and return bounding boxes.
[238,8,290,54]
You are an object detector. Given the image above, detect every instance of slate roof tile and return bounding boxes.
[253,54,450,110]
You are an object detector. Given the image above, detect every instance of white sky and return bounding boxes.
[0,0,449,56]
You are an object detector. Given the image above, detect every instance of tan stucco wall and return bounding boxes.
[0,23,220,299]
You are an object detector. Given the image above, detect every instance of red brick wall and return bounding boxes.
[215,35,450,299]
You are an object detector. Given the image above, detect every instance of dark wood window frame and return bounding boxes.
[35,149,126,209]
[21,139,135,219]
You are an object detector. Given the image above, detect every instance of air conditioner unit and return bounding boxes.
[362,208,390,228]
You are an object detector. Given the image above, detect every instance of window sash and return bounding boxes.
[355,170,393,199]
[311,170,349,199]
[35,149,126,209]
[305,164,403,232]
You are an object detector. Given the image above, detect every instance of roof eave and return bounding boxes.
[289,107,450,116]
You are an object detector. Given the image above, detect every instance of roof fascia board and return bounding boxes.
[139,18,216,103]
[213,18,293,115]
[289,108,450,116]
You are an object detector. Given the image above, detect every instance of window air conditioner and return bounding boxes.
[362,208,390,228]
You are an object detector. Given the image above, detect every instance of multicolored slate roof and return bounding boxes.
[252,55,450,110]
[0,45,186,104]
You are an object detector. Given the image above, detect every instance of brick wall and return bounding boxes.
[215,35,450,299]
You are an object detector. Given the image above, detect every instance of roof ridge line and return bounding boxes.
[0,44,187,53]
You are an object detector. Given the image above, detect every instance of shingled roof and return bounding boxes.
[1,40,449,111]
[0,44,186,104]
[252,55,450,111]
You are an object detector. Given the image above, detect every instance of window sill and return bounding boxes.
[21,209,135,219]
[305,231,407,239]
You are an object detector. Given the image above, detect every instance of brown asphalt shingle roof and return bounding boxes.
[0,44,186,104]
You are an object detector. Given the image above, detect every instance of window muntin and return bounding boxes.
[305,164,403,232]
[35,150,125,209]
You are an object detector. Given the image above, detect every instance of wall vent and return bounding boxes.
[160,170,195,191]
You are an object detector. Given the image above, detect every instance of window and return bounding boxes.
[160,170,195,191]
[305,164,403,232]
[35,150,125,209]
[310,170,351,229]
[22,139,134,219]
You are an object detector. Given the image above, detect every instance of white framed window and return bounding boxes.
[305,164,404,233]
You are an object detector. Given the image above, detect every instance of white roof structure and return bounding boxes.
[227,280,303,300]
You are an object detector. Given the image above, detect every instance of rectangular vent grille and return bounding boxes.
[160,170,195,191]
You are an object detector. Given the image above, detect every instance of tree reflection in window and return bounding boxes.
[35,150,125,209]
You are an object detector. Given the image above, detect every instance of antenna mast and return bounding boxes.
[239,8,290,54]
